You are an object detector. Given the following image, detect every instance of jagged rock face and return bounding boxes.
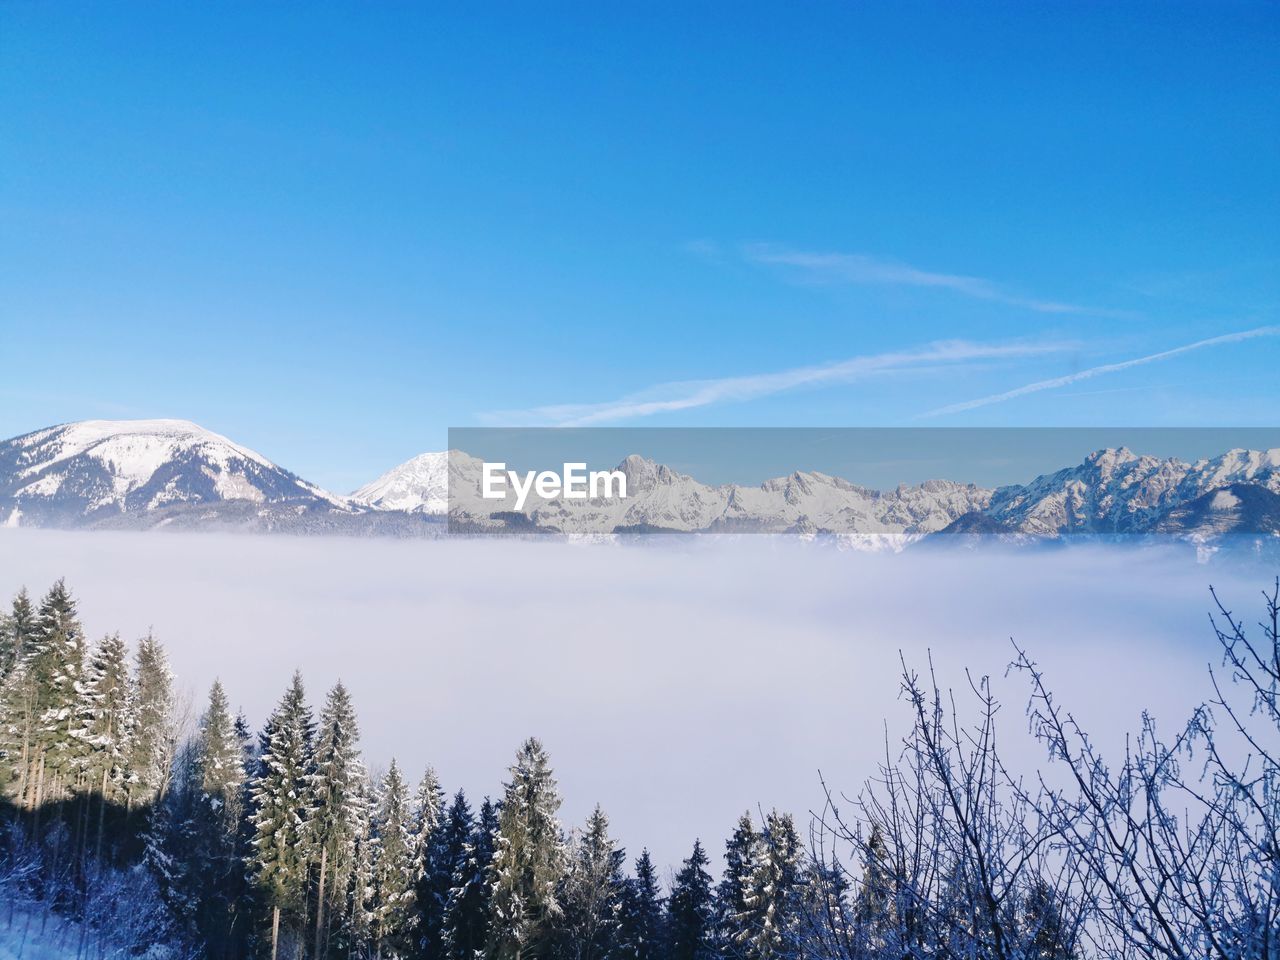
[0,419,368,531]
[984,447,1280,535]
[447,455,992,536]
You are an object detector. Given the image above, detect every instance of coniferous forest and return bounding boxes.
[0,577,1277,960]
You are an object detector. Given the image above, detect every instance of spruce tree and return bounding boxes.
[419,787,472,960]
[0,587,39,802]
[144,738,206,943]
[667,840,714,960]
[737,811,803,960]
[617,849,665,960]
[73,632,132,859]
[487,737,566,960]
[0,586,35,678]
[797,861,854,957]
[412,766,445,873]
[187,680,249,959]
[127,631,175,809]
[442,796,497,959]
[26,579,88,808]
[558,804,626,960]
[855,823,893,948]
[371,758,417,958]
[197,681,244,811]
[342,777,377,957]
[250,671,316,960]
[715,813,760,956]
[1022,877,1076,960]
[307,681,366,959]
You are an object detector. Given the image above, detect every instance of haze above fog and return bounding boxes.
[0,530,1267,874]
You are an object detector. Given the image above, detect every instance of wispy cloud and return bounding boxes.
[744,244,1125,317]
[921,326,1280,418]
[482,339,1071,426]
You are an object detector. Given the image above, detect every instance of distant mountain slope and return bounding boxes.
[2,420,1276,548]
[351,451,449,513]
[983,447,1280,535]
[0,419,436,534]
[450,454,993,537]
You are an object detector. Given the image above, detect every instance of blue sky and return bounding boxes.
[1,2,1277,491]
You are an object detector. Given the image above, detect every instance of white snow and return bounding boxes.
[3,419,351,514]
[352,450,450,513]
[1209,489,1241,511]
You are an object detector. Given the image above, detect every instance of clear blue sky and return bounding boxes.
[2,3,1277,491]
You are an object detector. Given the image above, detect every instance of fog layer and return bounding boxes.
[0,530,1263,872]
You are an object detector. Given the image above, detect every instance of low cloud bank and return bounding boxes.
[0,530,1264,872]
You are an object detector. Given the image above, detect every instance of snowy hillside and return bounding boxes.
[2,421,1276,545]
[351,450,449,513]
[447,453,992,537]
[0,420,441,535]
[981,447,1280,536]
[446,446,1280,544]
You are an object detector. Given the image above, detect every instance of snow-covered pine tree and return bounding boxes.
[418,785,471,960]
[617,849,665,960]
[0,586,35,678]
[409,764,445,951]
[441,795,498,960]
[557,804,627,960]
[736,811,803,960]
[796,860,854,956]
[341,776,377,957]
[197,680,245,822]
[487,737,567,960]
[0,588,38,794]
[25,579,88,810]
[1020,876,1076,960]
[854,823,892,948]
[142,737,201,946]
[666,840,714,960]
[412,766,445,872]
[234,709,256,780]
[370,758,417,958]
[188,679,250,959]
[72,631,132,859]
[715,813,760,956]
[306,680,367,960]
[126,630,175,810]
[250,670,316,960]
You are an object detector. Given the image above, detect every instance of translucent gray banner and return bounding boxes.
[446,427,1280,542]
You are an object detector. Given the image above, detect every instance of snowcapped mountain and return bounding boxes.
[0,419,434,534]
[351,451,449,513]
[2,421,1276,549]
[976,447,1280,536]
[443,446,1280,547]
[444,452,992,537]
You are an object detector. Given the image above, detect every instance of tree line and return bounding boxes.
[1,576,1277,959]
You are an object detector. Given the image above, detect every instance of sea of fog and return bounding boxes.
[0,529,1272,875]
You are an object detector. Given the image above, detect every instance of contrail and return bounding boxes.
[744,244,1131,318]
[921,326,1280,418]
[482,338,1070,426]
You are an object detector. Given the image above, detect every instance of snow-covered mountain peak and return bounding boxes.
[20,418,277,480]
[617,454,690,493]
[352,450,450,514]
[0,418,351,525]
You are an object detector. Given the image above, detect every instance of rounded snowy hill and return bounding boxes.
[0,419,358,529]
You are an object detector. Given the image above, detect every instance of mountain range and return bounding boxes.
[2,419,1278,549]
